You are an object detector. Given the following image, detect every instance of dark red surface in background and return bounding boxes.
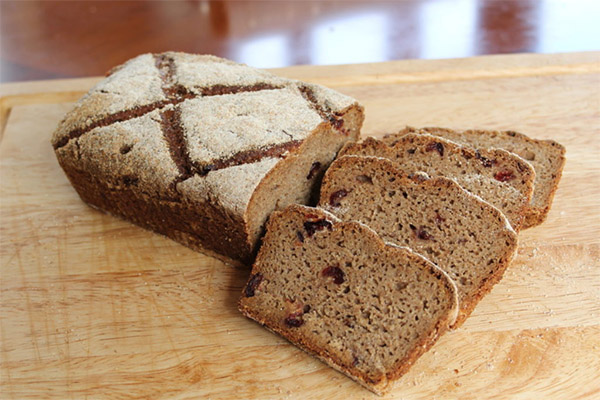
[1,0,598,82]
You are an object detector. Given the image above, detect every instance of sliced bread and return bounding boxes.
[239,204,458,395]
[339,133,535,231]
[52,52,364,265]
[385,127,566,228]
[319,155,518,327]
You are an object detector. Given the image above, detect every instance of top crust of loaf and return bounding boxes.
[388,126,566,228]
[339,133,535,231]
[52,52,358,149]
[239,204,458,395]
[52,53,361,202]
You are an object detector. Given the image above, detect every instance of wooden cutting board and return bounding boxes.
[1,53,599,400]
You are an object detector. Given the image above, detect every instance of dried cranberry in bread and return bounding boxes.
[385,127,566,229]
[339,133,535,231]
[319,155,518,327]
[239,205,458,395]
[52,52,364,265]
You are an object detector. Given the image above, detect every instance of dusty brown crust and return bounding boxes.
[53,52,364,265]
[318,155,518,328]
[239,205,458,395]
[390,126,566,229]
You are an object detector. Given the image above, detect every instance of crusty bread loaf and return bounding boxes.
[239,205,458,395]
[339,133,535,231]
[385,127,566,228]
[52,52,364,265]
[319,155,518,327]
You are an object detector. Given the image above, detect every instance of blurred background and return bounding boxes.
[1,0,599,82]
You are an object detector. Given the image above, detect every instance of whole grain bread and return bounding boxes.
[319,155,518,327]
[385,127,566,228]
[239,204,458,395]
[339,133,535,231]
[52,52,364,265]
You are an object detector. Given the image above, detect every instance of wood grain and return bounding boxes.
[1,53,599,399]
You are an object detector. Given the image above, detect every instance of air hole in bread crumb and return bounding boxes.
[120,144,133,154]
[122,175,138,186]
[356,175,373,184]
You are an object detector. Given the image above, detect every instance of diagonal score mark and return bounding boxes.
[54,52,284,151]
[155,53,195,101]
[52,84,284,151]
[188,139,304,179]
[297,84,345,131]
[52,100,173,149]
[155,54,196,188]
[160,106,194,184]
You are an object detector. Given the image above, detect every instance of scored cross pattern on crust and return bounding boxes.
[54,53,348,187]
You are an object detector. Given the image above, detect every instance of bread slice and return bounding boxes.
[319,155,518,327]
[239,204,458,395]
[385,127,566,228]
[339,133,535,231]
[52,52,364,265]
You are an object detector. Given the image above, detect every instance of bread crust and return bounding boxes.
[239,205,458,395]
[52,52,364,265]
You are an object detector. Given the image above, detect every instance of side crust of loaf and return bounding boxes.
[239,205,458,395]
[319,155,518,327]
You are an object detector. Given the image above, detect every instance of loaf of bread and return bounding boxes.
[319,155,518,327]
[52,52,364,265]
[339,133,535,231]
[239,204,458,395]
[384,127,566,228]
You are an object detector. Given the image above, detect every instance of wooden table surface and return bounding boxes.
[2,0,600,83]
[1,52,599,399]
